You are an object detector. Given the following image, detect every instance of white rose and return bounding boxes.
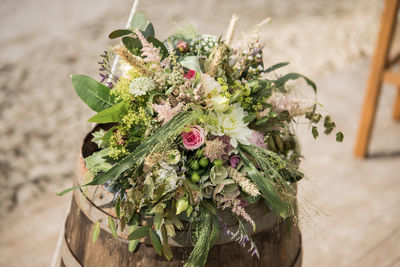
[210,95,229,112]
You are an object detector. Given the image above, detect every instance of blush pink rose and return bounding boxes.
[184,70,196,79]
[181,125,205,150]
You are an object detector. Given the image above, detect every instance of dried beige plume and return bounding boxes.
[228,167,260,197]
[112,44,154,77]
[207,14,239,77]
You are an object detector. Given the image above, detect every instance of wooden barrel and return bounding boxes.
[60,126,302,267]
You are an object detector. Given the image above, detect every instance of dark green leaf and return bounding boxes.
[312,126,319,139]
[71,74,117,112]
[108,216,118,238]
[115,197,121,218]
[128,225,150,240]
[275,73,317,92]
[147,36,168,58]
[200,201,217,215]
[149,229,163,256]
[142,23,155,38]
[263,62,289,73]
[92,222,100,242]
[109,29,133,39]
[336,131,344,142]
[162,226,173,260]
[122,36,142,54]
[130,11,149,30]
[88,101,129,123]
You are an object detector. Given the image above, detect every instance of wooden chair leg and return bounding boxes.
[354,0,399,158]
[394,88,400,120]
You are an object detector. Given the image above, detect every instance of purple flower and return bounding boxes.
[230,155,240,168]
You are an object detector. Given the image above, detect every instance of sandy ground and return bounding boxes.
[1,0,400,266]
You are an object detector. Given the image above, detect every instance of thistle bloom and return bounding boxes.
[181,125,205,150]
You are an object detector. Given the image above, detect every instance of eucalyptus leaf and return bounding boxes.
[71,74,117,112]
[180,56,201,73]
[88,101,129,123]
[147,36,168,58]
[130,11,149,30]
[109,29,133,39]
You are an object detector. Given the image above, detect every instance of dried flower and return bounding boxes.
[203,138,229,162]
[152,100,184,125]
[227,167,260,197]
[134,29,161,64]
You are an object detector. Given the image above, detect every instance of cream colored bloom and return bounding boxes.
[210,95,229,112]
[209,103,253,147]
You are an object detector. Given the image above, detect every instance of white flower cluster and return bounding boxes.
[129,77,155,96]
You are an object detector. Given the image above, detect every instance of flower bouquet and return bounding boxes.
[59,11,342,267]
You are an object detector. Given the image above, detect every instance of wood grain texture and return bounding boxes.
[393,88,400,119]
[354,0,400,157]
[62,195,302,267]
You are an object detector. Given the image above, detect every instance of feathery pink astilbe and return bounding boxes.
[152,101,184,125]
[134,29,161,64]
[217,194,255,229]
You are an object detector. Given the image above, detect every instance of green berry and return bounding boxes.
[191,172,200,182]
[191,160,200,170]
[199,157,209,167]
[213,159,223,166]
[196,149,204,158]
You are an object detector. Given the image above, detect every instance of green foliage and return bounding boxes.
[88,101,129,123]
[84,147,113,173]
[130,11,149,30]
[149,229,163,256]
[122,36,143,55]
[147,36,168,58]
[108,216,118,238]
[323,115,336,135]
[173,24,197,41]
[275,72,317,92]
[142,23,155,38]
[312,126,319,139]
[109,29,133,39]
[128,225,150,240]
[92,222,100,243]
[180,56,201,72]
[336,131,344,142]
[263,62,289,73]
[128,224,139,252]
[71,74,117,112]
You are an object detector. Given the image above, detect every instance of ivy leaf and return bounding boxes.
[263,62,289,73]
[128,225,151,240]
[109,29,133,39]
[108,216,118,238]
[130,11,149,30]
[71,74,117,112]
[180,56,201,73]
[147,37,168,59]
[312,126,319,139]
[150,229,163,256]
[336,131,344,142]
[275,73,317,93]
[92,222,100,243]
[88,101,129,123]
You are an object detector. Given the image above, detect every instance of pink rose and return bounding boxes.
[184,70,196,79]
[248,131,267,149]
[181,125,205,150]
[177,41,188,52]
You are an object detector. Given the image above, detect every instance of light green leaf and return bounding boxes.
[130,11,149,30]
[150,229,163,256]
[84,147,112,173]
[108,216,118,238]
[128,224,139,252]
[128,225,150,240]
[88,101,129,123]
[71,74,116,112]
[180,56,201,73]
[173,24,197,40]
[92,222,100,243]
